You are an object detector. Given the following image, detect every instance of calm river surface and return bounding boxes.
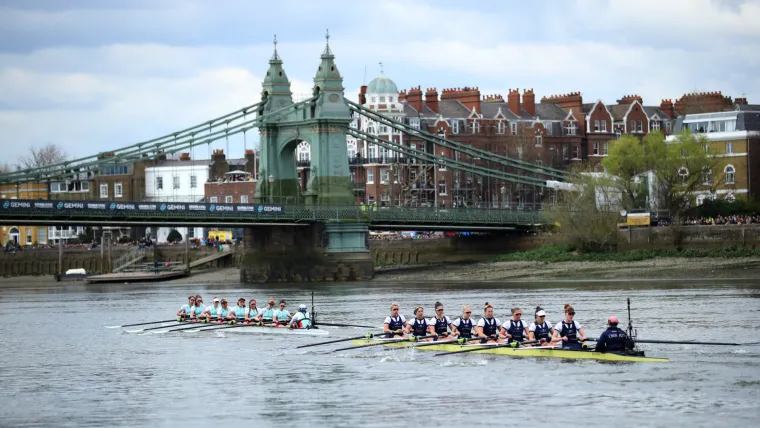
[1,279,759,428]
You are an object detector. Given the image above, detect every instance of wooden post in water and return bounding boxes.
[107,232,112,273]
[100,235,105,273]
[57,239,63,280]
[185,232,190,273]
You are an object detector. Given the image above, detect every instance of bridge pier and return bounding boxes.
[239,222,373,283]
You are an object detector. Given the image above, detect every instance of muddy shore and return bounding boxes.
[2,256,759,287]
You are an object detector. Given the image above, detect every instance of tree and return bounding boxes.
[166,229,183,243]
[602,134,648,211]
[0,163,11,174]
[19,143,67,171]
[603,130,719,218]
[544,171,621,252]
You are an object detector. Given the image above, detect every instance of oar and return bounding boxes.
[411,336,478,348]
[151,320,233,334]
[182,321,278,333]
[434,340,539,357]
[105,319,177,329]
[129,320,197,333]
[296,332,392,349]
[635,339,748,346]
[315,322,376,329]
[332,335,436,353]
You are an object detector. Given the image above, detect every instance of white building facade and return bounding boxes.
[144,160,210,243]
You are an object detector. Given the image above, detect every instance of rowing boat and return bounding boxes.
[182,325,329,336]
[349,338,669,363]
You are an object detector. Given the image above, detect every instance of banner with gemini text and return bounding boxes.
[0,200,284,215]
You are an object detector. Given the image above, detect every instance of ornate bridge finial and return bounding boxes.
[271,33,281,61]
[379,61,384,75]
[325,28,330,44]
[322,28,333,56]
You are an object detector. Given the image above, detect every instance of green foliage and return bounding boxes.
[494,246,760,262]
[695,198,760,217]
[166,229,183,243]
[602,134,647,210]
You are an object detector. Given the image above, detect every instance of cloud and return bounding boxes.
[0,0,757,165]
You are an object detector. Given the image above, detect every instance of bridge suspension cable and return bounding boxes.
[0,97,316,185]
[347,100,568,181]
[347,129,546,187]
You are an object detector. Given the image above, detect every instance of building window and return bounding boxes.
[409,170,417,183]
[452,121,459,134]
[210,196,218,203]
[410,118,420,129]
[725,165,735,184]
[702,167,712,185]
[156,176,163,190]
[82,181,89,192]
[637,120,643,133]
[594,120,600,132]
[678,167,689,183]
[99,184,108,198]
[26,228,32,245]
[438,179,447,195]
[380,168,389,184]
[651,121,660,131]
[392,169,399,183]
[240,195,248,204]
[601,121,607,132]
[347,141,357,159]
[593,142,599,155]
[511,123,517,135]
[225,195,233,203]
[545,122,553,135]
[37,227,46,244]
[114,182,123,198]
[173,176,180,190]
[603,142,609,156]
[535,159,543,166]
[471,121,480,134]
[497,121,505,134]
[665,121,672,133]
[190,175,197,188]
[726,143,733,154]
[367,169,374,184]
[563,145,569,160]
[565,122,576,136]
[535,134,542,146]
[572,145,579,159]
[704,144,711,154]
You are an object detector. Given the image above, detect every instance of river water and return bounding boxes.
[1,279,759,428]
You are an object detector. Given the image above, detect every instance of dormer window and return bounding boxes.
[565,122,577,136]
[511,123,517,135]
[410,118,420,129]
[471,121,480,134]
[497,121,505,134]
[452,121,460,134]
[601,121,607,132]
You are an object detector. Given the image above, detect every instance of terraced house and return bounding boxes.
[0,182,49,247]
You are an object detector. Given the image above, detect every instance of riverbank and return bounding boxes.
[2,255,760,287]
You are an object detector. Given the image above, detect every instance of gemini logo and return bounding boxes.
[160,204,167,211]
[209,204,216,212]
[2,201,9,209]
[56,202,64,209]
[257,205,263,213]
[109,203,116,210]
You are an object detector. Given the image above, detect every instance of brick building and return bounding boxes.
[203,150,258,204]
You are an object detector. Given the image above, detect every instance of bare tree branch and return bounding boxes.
[19,143,68,171]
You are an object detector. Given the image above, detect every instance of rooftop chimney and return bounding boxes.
[407,86,423,112]
[359,85,368,105]
[508,88,521,116]
[523,89,535,116]
[425,88,439,113]
[660,99,675,119]
[179,152,191,161]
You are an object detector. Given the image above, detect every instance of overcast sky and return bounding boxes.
[1,0,758,163]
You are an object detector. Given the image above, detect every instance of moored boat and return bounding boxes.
[349,338,669,362]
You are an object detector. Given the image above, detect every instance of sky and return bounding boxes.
[1,0,759,164]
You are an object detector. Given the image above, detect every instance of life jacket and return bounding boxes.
[410,317,428,337]
[294,312,311,329]
[506,319,526,342]
[533,321,551,341]
[481,317,498,336]
[456,318,474,338]
[434,316,449,335]
[387,315,404,331]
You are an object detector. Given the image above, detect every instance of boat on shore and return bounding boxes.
[349,338,669,363]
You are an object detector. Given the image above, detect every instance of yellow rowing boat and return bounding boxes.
[350,339,669,363]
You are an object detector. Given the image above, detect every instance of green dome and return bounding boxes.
[367,76,398,94]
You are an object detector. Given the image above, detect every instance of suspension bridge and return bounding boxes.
[0,34,566,282]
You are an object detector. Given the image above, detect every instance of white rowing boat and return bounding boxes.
[174,325,329,336]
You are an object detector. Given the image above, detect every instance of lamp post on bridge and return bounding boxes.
[501,185,507,209]
[268,175,275,204]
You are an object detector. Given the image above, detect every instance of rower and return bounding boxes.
[289,304,311,329]
[451,305,475,340]
[405,306,429,338]
[503,307,530,345]
[245,299,263,324]
[552,304,587,350]
[177,296,196,319]
[200,297,221,321]
[218,299,232,321]
[274,300,291,326]
[191,295,206,320]
[231,298,247,322]
[528,306,556,346]
[383,303,407,338]
[595,316,631,353]
[428,301,454,339]
[261,298,277,323]
[475,303,504,343]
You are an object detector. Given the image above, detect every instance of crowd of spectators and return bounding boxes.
[678,215,760,226]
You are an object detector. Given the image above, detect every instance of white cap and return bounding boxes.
[213,298,219,303]
[299,304,307,310]
[535,310,546,317]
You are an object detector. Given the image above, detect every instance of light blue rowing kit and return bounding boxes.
[234,306,247,320]
[276,310,291,324]
[248,307,261,320]
[193,304,206,317]
[179,304,191,316]
[207,305,219,317]
[219,307,231,318]
[262,307,276,321]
